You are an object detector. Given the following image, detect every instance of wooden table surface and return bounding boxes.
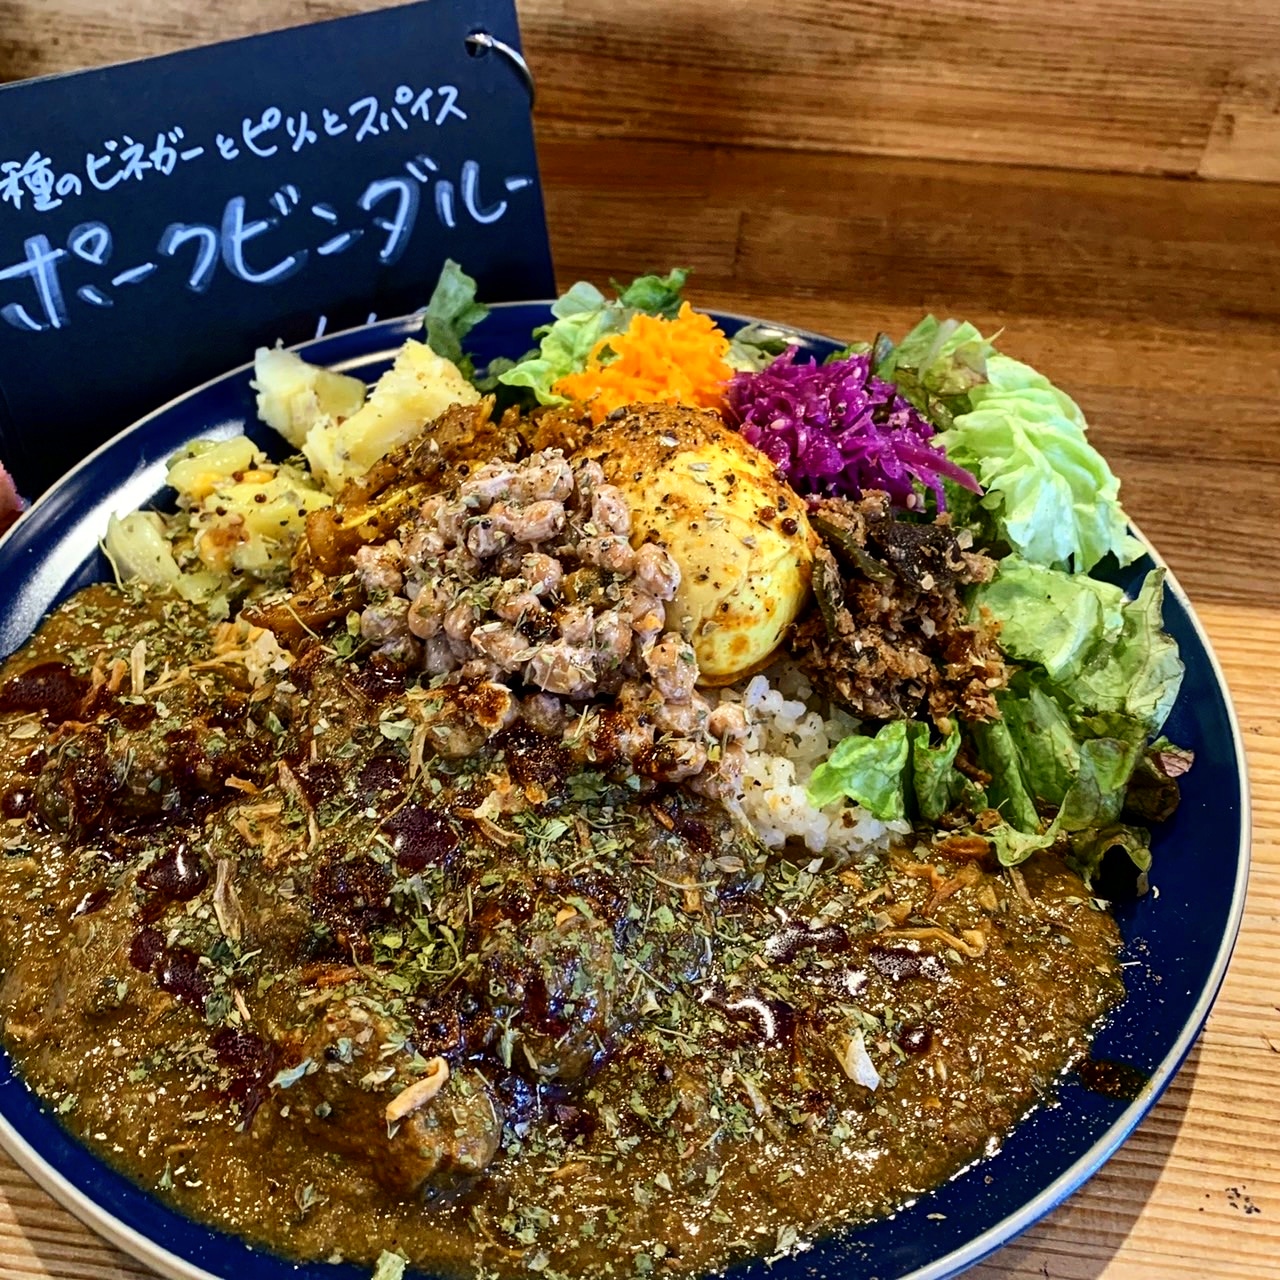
[1,3,1279,1278]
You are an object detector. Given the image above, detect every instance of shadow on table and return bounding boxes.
[967,1039,1204,1279]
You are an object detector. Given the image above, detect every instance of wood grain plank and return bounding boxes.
[3,1,1280,181]
[1201,59,1280,181]
[520,0,1280,179]
[541,138,1280,331]
[0,1153,152,1278]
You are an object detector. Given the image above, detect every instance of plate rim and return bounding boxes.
[0,305,1253,1280]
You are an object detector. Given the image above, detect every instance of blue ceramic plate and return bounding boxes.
[0,306,1250,1280]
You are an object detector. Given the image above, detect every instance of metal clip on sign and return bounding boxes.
[466,29,537,107]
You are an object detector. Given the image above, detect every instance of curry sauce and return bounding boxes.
[0,584,1122,1278]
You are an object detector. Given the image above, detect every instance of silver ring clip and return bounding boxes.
[465,30,536,109]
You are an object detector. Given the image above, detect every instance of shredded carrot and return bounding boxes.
[553,303,733,424]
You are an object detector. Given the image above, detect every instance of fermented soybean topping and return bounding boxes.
[0,584,1124,1279]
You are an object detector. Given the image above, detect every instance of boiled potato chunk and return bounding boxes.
[166,436,261,503]
[189,465,332,577]
[576,405,815,683]
[302,340,480,493]
[159,436,332,586]
[253,346,367,450]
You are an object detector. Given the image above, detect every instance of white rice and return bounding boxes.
[717,668,909,860]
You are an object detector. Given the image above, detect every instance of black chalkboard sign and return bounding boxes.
[0,0,554,495]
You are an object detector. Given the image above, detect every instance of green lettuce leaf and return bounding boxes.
[936,355,1143,573]
[1067,823,1152,890]
[967,565,1180,879]
[1055,719,1147,832]
[1123,737,1194,824]
[807,721,979,823]
[971,715,1041,833]
[997,679,1080,807]
[988,821,1057,868]
[1071,569,1184,735]
[727,320,798,372]
[910,723,966,821]
[973,555,1125,683]
[472,353,530,394]
[807,721,911,820]
[495,281,620,406]
[977,680,1149,871]
[989,811,1153,889]
[422,260,489,379]
[496,271,693,406]
[876,315,997,427]
[613,267,689,318]
[976,558,1184,737]
[821,339,875,367]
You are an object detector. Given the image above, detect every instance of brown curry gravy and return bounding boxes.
[0,585,1122,1277]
